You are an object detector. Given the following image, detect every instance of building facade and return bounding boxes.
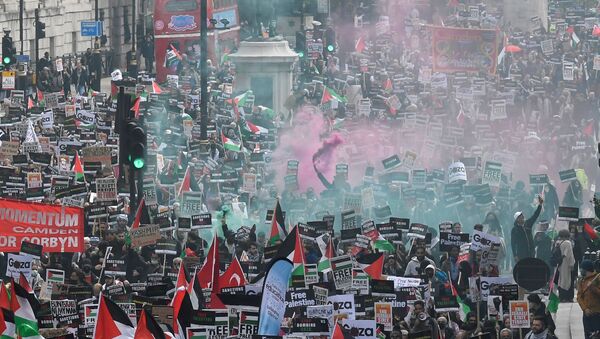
[0,0,153,71]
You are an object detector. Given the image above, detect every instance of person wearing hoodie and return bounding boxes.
[404,246,436,277]
[511,195,543,263]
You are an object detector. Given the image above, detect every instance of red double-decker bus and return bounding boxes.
[154,0,240,82]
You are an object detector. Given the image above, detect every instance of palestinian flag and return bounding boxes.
[134,309,166,339]
[332,322,347,339]
[257,105,276,120]
[221,131,242,152]
[449,275,471,321]
[171,289,193,339]
[130,198,151,230]
[239,309,259,333]
[371,232,395,252]
[219,256,247,288]
[92,294,135,339]
[177,167,201,198]
[290,227,306,284]
[187,271,204,310]
[274,225,304,268]
[72,153,85,182]
[234,91,251,107]
[242,120,268,136]
[317,236,334,273]
[547,268,559,313]
[10,282,41,339]
[321,86,347,105]
[356,253,384,280]
[27,97,34,110]
[268,200,287,246]
[0,308,15,339]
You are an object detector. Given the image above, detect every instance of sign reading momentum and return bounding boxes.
[0,199,84,252]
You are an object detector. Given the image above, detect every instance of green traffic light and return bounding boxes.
[2,56,10,65]
[133,158,145,169]
[298,51,304,58]
[327,45,334,52]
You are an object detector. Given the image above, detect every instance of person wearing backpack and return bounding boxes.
[555,229,576,302]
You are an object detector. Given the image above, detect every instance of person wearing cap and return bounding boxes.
[511,195,543,263]
[437,316,456,339]
[576,259,600,339]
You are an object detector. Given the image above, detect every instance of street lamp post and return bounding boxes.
[200,0,208,140]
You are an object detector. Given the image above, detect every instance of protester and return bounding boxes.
[524,316,557,339]
[556,229,576,302]
[577,259,600,339]
[511,196,543,262]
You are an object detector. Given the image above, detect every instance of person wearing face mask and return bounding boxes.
[577,259,600,339]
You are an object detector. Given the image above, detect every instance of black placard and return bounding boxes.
[20,241,43,259]
[382,155,401,169]
[558,206,579,220]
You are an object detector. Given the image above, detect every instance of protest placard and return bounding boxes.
[331,255,353,290]
[130,224,161,247]
[509,301,530,328]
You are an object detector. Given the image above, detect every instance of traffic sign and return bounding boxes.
[2,71,15,90]
[81,21,103,37]
[15,55,30,63]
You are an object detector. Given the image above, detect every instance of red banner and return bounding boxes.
[0,199,84,253]
[432,27,498,74]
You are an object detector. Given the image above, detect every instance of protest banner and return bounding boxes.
[374,302,393,331]
[471,230,501,251]
[0,199,84,252]
[328,294,356,320]
[130,224,161,247]
[439,232,469,252]
[6,253,32,280]
[407,223,427,239]
[50,299,78,326]
[331,255,353,290]
[482,161,502,187]
[432,27,498,74]
[448,162,467,183]
[95,177,117,203]
[340,319,375,339]
[509,301,530,328]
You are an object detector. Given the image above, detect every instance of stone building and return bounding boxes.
[0,0,154,71]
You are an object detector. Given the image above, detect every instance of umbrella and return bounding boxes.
[505,45,522,53]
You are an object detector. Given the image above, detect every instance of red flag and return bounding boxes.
[332,322,345,339]
[583,120,594,137]
[219,256,247,288]
[584,222,598,240]
[383,78,392,91]
[27,97,34,110]
[593,25,600,37]
[36,89,44,102]
[171,289,193,337]
[131,198,145,229]
[152,81,163,94]
[131,97,141,118]
[567,26,575,34]
[0,284,9,310]
[355,36,366,53]
[198,236,219,288]
[321,87,334,105]
[175,262,189,290]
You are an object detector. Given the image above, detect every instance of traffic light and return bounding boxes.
[2,34,15,67]
[325,27,336,53]
[36,20,46,39]
[295,31,306,58]
[126,121,146,169]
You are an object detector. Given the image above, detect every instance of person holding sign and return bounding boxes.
[511,195,543,263]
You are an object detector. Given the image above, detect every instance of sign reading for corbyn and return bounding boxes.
[0,199,84,252]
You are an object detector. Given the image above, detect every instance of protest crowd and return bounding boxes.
[3,0,600,338]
